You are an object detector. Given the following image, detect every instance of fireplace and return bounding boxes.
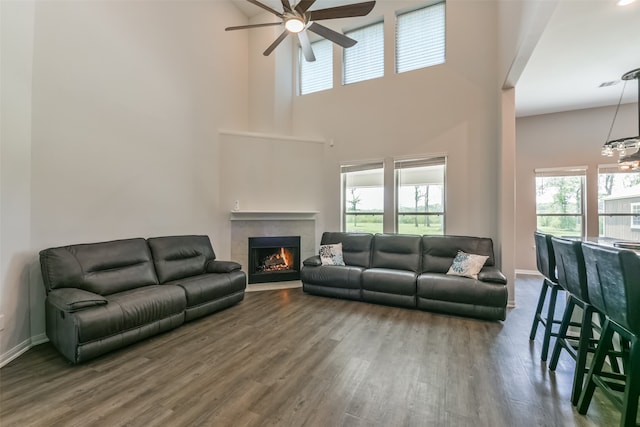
[248,236,301,284]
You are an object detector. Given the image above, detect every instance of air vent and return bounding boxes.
[599,80,620,88]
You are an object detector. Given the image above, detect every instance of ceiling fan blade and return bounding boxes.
[308,22,356,48]
[225,22,283,31]
[308,1,375,21]
[298,30,316,62]
[264,30,290,56]
[246,0,284,18]
[294,0,316,14]
[280,0,292,12]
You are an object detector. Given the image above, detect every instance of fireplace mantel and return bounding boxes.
[229,211,317,221]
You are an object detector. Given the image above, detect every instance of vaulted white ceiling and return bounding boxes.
[516,0,640,117]
[229,0,640,118]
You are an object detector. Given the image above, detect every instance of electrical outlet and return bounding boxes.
[0,314,4,331]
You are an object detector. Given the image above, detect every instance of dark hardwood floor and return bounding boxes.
[0,276,620,426]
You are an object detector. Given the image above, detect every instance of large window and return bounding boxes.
[299,39,333,95]
[598,166,640,239]
[535,168,585,238]
[395,2,446,74]
[395,157,445,234]
[343,21,384,85]
[341,163,384,233]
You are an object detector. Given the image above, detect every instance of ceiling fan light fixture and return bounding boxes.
[617,0,636,6]
[285,17,305,33]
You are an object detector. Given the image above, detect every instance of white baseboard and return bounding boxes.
[0,333,48,368]
[246,280,302,292]
[516,269,541,277]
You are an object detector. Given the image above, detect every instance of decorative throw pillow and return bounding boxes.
[446,250,489,280]
[319,243,346,266]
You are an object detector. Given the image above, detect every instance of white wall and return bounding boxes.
[515,103,638,272]
[217,131,325,258]
[0,0,249,364]
[290,1,502,238]
[0,0,36,364]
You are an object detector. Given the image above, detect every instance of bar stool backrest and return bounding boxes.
[582,242,640,335]
[552,237,588,301]
[534,232,557,283]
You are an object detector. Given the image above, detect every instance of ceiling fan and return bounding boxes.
[226,0,376,62]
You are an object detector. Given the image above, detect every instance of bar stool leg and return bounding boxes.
[530,279,550,341]
[620,337,640,427]
[541,285,559,362]
[549,297,576,371]
[578,319,615,415]
[571,304,595,406]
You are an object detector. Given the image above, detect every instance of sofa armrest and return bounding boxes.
[47,288,108,312]
[478,266,507,285]
[303,255,322,267]
[207,260,242,273]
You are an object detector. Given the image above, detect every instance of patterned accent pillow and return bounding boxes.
[319,243,346,266]
[446,250,489,280]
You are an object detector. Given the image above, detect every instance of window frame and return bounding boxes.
[631,203,640,229]
[341,162,385,233]
[394,156,446,235]
[598,165,640,237]
[535,167,586,239]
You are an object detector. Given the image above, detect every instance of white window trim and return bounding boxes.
[631,202,640,229]
[535,168,587,238]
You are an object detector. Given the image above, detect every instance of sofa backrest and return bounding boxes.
[148,235,215,283]
[371,233,422,273]
[40,238,159,295]
[421,235,495,273]
[320,232,373,268]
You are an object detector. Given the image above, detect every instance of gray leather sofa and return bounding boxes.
[40,235,245,363]
[301,232,508,321]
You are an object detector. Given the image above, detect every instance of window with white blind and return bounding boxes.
[299,39,333,95]
[396,2,446,74]
[395,157,446,235]
[343,21,384,85]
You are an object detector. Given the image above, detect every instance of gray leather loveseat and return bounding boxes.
[301,232,508,321]
[40,235,245,363]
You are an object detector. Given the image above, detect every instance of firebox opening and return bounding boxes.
[248,236,300,284]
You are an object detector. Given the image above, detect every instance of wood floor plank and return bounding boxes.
[0,277,622,426]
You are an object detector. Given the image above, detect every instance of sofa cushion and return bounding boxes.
[320,232,373,268]
[422,235,495,274]
[76,284,186,344]
[371,234,422,272]
[362,268,418,296]
[300,265,365,290]
[40,238,159,295]
[167,271,246,308]
[417,273,507,307]
[148,235,215,283]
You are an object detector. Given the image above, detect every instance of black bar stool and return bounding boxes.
[548,237,603,405]
[578,242,640,427]
[530,232,563,361]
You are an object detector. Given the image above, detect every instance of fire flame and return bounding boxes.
[280,247,289,267]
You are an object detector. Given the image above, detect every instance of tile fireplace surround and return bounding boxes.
[229,212,317,286]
